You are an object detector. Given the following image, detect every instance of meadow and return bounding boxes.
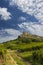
[0,39,43,65]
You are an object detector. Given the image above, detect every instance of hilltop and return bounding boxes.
[18,32,43,42]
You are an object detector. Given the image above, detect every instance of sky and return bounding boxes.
[0,0,43,43]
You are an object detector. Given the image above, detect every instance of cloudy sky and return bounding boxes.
[0,0,43,43]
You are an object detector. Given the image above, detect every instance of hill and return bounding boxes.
[0,32,43,65]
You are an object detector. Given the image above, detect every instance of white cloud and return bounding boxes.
[18,16,26,21]
[18,22,43,36]
[0,7,11,20]
[9,0,43,23]
[0,29,21,43]
[4,29,21,36]
[0,36,16,43]
[9,0,43,36]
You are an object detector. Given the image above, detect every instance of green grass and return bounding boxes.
[0,41,43,65]
[4,41,43,50]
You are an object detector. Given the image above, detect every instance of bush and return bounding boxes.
[18,38,32,43]
[31,51,43,65]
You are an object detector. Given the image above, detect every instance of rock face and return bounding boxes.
[19,32,30,38]
[18,32,37,38]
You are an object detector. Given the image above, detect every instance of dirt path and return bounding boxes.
[15,51,32,65]
[6,50,18,65]
[6,50,31,65]
[16,54,31,65]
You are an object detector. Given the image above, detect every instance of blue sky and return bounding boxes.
[0,0,43,43]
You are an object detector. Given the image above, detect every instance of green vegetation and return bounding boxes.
[0,32,43,65]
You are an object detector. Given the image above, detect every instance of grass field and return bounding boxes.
[0,41,43,65]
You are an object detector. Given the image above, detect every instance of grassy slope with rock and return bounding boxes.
[0,32,43,65]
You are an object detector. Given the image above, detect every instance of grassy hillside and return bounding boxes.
[0,32,43,65]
